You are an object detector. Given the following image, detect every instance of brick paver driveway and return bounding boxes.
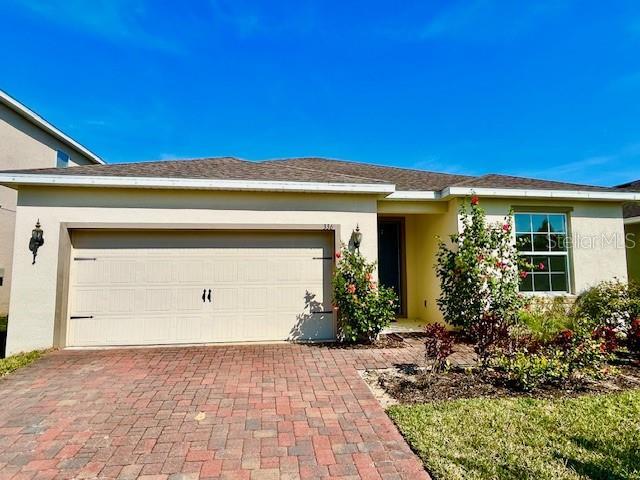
[0,342,430,480]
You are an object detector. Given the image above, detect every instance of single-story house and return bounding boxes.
[1,157,638,355]
[0,89,103,316]
[618,179,640,282]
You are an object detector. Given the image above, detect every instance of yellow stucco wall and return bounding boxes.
[626,222,640,283]
[6,186,381,355]
[471,198,628,294]
[399,197,629,325]
[401,200,459,323]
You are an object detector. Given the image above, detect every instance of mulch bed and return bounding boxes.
[371,352,640,403]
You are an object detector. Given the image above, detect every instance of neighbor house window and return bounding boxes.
[515,213,570,293]
[56,150,70,168]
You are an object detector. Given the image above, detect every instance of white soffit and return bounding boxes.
[441,186,640,202]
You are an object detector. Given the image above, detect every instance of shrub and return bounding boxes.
[628,318,640,353]
[424,323,453,374]
[469,314,511,364]
[436,196,526,331]
[574,280,640,333]
[495,326,606,390]
[333,246,398,343]
[518,297,575,342]
[592,326,620,354]
[495,350,570,390]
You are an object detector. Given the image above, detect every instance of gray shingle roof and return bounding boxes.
[1,157,390,185]
[618,179,640,192]
[262,158,473,191]
[2,155,617,193]
[450,173,610,192]
[616,180,640,218]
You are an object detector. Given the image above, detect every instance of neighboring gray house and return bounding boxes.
[0,89,103,315]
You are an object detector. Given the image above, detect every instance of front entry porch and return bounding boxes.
[376,199,459,328]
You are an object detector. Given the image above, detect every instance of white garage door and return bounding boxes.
[67,230,334,347]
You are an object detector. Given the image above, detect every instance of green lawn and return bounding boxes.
[388,391,640,480]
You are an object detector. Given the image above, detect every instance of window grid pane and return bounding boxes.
[515,212,570,293]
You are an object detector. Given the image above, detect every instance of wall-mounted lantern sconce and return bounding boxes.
[29,219,44,265]
[352,224,363,251]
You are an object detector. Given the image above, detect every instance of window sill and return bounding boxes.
[520,292,576,298]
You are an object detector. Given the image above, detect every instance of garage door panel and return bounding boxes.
[211,261,237,282]
[176,316,203,343]
[142,316,174,343]
[108,289,136,313]
[238,261,268,282]
[67,230,334,347]
[289,312,333,340]
[144,288,173,312]
[211,288,237,311]
[239,288,269,311]
[73,288,101,313]
[275,287,323,310]
[108,262,137,284]
[144,261,175,283]
[75,261,107,285]
[176,287,209,311]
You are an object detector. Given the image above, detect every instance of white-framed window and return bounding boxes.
[56,150,70,168]
[515,212,570,293]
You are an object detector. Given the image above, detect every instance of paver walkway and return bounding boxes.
[0,339,434,480]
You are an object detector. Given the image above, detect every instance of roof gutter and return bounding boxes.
[440,186,640,202]
[0,173,395,195]
[0,90,104,165]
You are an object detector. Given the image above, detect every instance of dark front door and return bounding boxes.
[377,218,405,316]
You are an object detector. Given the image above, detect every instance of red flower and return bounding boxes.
[346,284,356,294]
[519,271,529,279]
[335,251,341,259]
[471,195,479,206]
[365,272,373,282]
[502,223,511,232]
[538,262,545,270]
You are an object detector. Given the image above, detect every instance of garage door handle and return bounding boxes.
[202,289,207,302]
[207,289,212,303]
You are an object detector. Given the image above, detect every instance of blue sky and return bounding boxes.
[1,0,639,186]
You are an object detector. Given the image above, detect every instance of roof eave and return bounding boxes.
[0,173,395,195]
[440,186,640,202]
[0,90,104,165]
[384,190,439,200]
